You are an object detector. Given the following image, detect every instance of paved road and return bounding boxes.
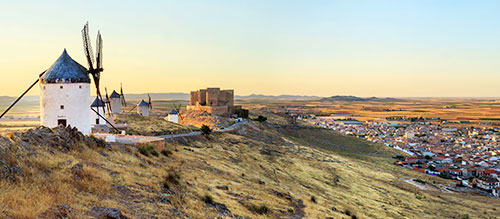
[157,120,249,139]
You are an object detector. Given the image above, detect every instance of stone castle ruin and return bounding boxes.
[188,88,241,116]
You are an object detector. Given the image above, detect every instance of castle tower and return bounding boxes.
[137,100,149,116]
[40,49,91,135]
[109,90,121,114]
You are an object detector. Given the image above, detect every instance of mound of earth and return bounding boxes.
[179,110,232,129]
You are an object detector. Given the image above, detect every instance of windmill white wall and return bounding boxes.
[91,106,105,125]
[39,49,92,135]
[167,114,178,123]
[90,98,106,126]
[40,83,91,135]
[138,105,149,116]
[167,110,179,123]
[110,97,121,114]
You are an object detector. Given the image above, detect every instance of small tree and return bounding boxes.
[255,115,267,122]
[200,125,212,135]
[428,164,436,171]
[235,109,249,118]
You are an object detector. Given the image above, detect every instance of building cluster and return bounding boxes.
[303,116,500,197]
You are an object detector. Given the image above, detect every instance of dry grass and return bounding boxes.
[1,112,499,218]
[114,113,194,136]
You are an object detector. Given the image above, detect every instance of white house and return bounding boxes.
[137,100,149,116]
[39,49,91,135]
[109,90,121,114]
[90,97,106,126]
[167,109,179,123]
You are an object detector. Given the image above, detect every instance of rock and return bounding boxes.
[38,204,72,218]
[89,206,127,219]
[216,185,229,190]
[99,152,109,157]
[161,188,175,195]
[1,164,24,183]
[71,162,84,179]
[208,202,231,216]
[258,180,265,185]
[8,125,110,151]
[331,206,337,212]
[158,195,172,204]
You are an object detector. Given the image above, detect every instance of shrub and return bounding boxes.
[161,149,172,156]
[202,194,214,204]
[255,115,267,122]
[235,109,249,118]
[345,209,352,216]
[413,179,426,184]
[138,144,158,157]
[200,125,212,136]
[151,150,159,157]
[138,146,150,156]
[287,208,294,213]
[163,170,181,189]
[310,195,317,203]
[248,204,270,215]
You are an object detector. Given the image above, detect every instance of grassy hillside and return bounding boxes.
[0,116,499,218]
[115,114,195,136]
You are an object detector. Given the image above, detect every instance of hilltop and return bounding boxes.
[0,114,498,218]
[321,95,402,102]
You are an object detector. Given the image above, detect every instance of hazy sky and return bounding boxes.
[0,0,499,97]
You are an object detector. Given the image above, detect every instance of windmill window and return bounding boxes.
[60,105,64,109]
[60,86,63,89]
[43,86,46,90]
[79,85,82,89]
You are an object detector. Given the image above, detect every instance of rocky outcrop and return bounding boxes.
[3,125,109,151]
[38,204,72,219]
[89,206,128,219]
[0,164,24,183]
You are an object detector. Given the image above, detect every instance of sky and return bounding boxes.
[0,0,499,97]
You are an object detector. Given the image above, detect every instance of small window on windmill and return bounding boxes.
[60,105,64,110]
[60,86,63,89]
[79,85,82,89]
[43,86,46,90]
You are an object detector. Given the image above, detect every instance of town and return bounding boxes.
[302,114,500,197]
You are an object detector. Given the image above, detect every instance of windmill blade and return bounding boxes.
[95,30,103,71]
[81,22,95,70]
[105,87,113,116]
[105,87,110,102]
[120,83,126,107]
[148,94,152,110]
[0,71,46,119]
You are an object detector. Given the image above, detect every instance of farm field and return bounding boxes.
[3,97,500,130]
[239,97,500,127]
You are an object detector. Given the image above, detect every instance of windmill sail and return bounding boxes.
[120,83,126,107]
[148,94,153,110]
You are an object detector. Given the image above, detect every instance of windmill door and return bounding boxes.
[57,119,67,127]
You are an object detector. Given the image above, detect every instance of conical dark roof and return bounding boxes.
[169,109,178,115]
[91,97,105,107]
[110,90,120,98]
[138,100,149,107]
[40,49,90,84]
